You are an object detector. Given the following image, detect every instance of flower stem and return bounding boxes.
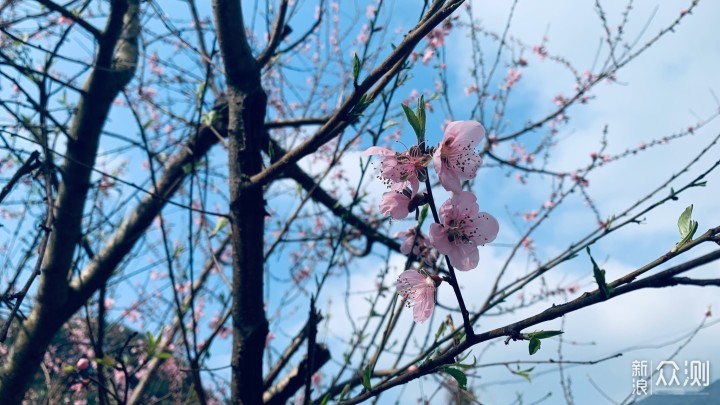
[423,176,475,338]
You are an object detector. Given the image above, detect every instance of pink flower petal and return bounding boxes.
[380,191,410,219]
[396,270,436,323]
[433,121,485,192]
[470,212,499,245]
[364,146,395,156]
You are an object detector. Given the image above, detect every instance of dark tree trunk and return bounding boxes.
[212,0,269,403]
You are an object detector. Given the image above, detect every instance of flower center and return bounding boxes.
[446,220,471,244]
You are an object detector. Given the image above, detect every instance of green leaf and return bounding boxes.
[201,110,218,126]
[383,120,399,130]
[510,366,535,382]
[415,96,426,143]
[435,321,447,341]
[210,218,228,238]
[146,331,157,355]
[338,384,351,401]
[155,352,172,359]
[452,355,477,370]
[528,337,541,355]
[268,141,275,160]
[676,205,698,249]
[92,356,117,368]
[352,53,361,83]
[350,94,373,118]
[527,330,564,340]
[196,82,206,100]
[361,366,372,390]
[320,394,331,405]
[401,104,423,143]
[441,367,467,390]
[587,247,613,299]
[418,204,429,226]
[63,365,76,373]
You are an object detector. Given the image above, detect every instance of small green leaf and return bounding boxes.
[210,218,228,238]
[63,365,76,373]
[401,104,423,142]
[155,352,172,359]
[527,330,564,340]
[415,95,426,143]
[418,204,429,226]
[92,356,117,368]
[435,321,447,341]
[196,83,206,100]
[383,120,399,130]
[268,141,275,160]
[676,205,698,249]
[352,53,361,83]
[361,366,372,390]
[350,94,373,118]
[510,366,535,382]
[528,337,541,355]
[441,367,467,390]
[320,394,331,405]
[452,355,477,370]
[338,384,351,401]
[587,247,613,299]
[678,205,694,238]
[146,331,157,355]
[201,110,218,126]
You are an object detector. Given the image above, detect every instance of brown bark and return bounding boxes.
[0,1,140,402]
[212,0,269,402]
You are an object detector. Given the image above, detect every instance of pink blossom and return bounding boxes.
[504,68,522,90]
[532,45,548,60]
[76,358,89,371]
[427,28,445,49]
[422,48,434,64]
[365,145,431,196]
[380,191,411,219]
[311,372,323,387]
[565,283,580,294]
[521,236,535,252]
[571,172,589,187]
[395,228,437,266]
[428,192,499,271]
[522,210,538,222]
[433,121,485,193]
[396,270,437,323]
[396,228,429,255]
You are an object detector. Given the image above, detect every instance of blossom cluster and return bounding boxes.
[366,120,499,322]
